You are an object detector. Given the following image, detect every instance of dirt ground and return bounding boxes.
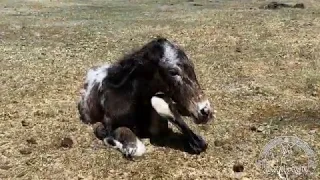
[0,0,319,179]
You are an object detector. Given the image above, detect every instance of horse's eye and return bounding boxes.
[168,69,179,76]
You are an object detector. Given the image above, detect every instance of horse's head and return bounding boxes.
[101,37,215,124]
[146,37,214,124]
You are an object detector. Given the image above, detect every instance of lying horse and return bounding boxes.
[77,37,215,157]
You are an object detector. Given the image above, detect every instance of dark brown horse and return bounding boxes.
[77,37,215,158]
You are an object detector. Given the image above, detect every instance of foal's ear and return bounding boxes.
[143,38,165,64]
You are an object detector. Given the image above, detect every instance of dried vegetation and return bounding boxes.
[0,0,319,179]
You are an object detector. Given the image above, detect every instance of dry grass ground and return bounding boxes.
[0,0,319,179]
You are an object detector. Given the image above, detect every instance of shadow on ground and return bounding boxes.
[149,129,203,155]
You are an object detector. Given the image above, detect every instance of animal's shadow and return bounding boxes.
[145,129,202,155]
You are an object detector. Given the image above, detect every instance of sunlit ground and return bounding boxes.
[0,0,319,179]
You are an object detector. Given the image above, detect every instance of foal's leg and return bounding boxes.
[149,108,170,137]
[103,127,146,158]
[150,95,207,154]
[93,115,112,140]
[92,114,146,158]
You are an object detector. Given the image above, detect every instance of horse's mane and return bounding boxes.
[103,37,168,89]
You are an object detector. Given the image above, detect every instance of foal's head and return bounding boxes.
[112,37,215,124]
[146,37,214,124]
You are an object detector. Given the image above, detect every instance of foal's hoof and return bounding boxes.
[122,145,138,160]
[103,137,146,159]
[188,134,208,154]
[93,123,107,140]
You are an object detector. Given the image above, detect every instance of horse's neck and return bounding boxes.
[148,73,169,95]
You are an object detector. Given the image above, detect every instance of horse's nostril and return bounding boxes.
[200,108,209,116]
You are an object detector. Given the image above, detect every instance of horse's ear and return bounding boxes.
[143,38,165,64]
[155,37,168,43]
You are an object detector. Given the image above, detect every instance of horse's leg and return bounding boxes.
[148,108,170,137]
[93,115,113,140]
[103,126,146,158]
[150,95,207,154]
